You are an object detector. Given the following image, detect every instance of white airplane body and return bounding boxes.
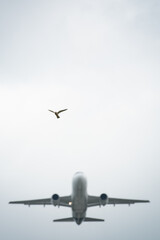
[9,172,149,225]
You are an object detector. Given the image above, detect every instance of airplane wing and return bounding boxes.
[57,196,72,207]
[107,197,150,205]
[9,196,72,207]
[87,195,149,207]
[9,198,51,205]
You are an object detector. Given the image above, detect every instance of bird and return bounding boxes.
[48,109,68,119]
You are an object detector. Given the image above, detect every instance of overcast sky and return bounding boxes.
[0,0,160,239]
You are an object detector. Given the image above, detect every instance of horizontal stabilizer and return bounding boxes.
[84,217,104,222]
[53,217,74,222]
[53,217,104,222]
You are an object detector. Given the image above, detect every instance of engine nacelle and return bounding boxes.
[100,193,108,206]
[51,194,60,206]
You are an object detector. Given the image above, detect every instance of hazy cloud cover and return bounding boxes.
[0,0,160,239]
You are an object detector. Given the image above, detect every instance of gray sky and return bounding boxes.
[0,0,160,239]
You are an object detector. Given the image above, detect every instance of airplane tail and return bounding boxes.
[84,217,104,222]
[53,217,104,222]
[53,218,74,222]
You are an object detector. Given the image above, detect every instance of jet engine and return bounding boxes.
[100,193,108,206]
[51,194,60,206]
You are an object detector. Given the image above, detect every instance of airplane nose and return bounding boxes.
[75,171,84,176]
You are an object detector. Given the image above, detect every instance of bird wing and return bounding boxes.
[48,109,55,113]
[58,109,68,114]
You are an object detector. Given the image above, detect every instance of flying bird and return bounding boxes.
[48,109,68,119]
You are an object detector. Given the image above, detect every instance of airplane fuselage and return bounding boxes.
[71,172,87,225]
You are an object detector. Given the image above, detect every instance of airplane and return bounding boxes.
[9,172,150,225]
[48,109,68,119]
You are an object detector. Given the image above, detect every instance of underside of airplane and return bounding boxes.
[9,172,150,225]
